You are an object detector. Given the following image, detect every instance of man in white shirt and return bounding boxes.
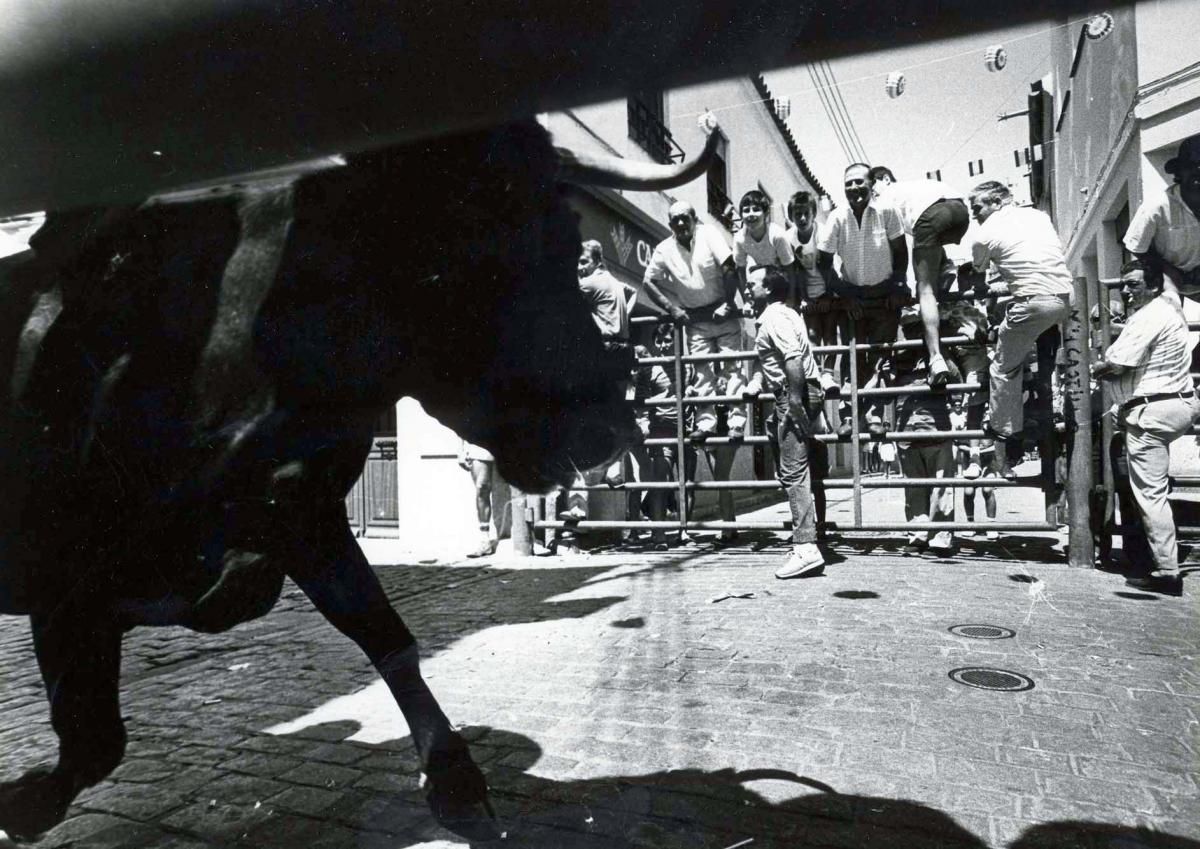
[968,180,1073,478]
[643,201,747,441]
[752,268,826,579]
[869,166,970,388]
[817,163,909,436]
[1094,259,1199,596]
[1124,134,1200,298]
[557,241,635,530]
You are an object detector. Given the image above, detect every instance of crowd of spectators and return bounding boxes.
[476,134,1200,597]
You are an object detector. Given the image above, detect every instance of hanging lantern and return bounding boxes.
[1085,12,1115,41]
[984,45,1007,72]
[773,96,792,120]
[885,71,905,99]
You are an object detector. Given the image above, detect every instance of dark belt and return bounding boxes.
[1120,391,1196,415]
[1009,292,1070,302]
[683,300,728,320]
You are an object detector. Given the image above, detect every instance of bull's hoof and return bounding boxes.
[0,767,75,840]
[422,737,502,842]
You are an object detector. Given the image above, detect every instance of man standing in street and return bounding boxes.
[1094,259,1199,596]
[869,166,971,387]
[557,240,634,536]
[1124,134,1200,298]
[752,268,826,579]
[968,180,1073,478]
[643,201,747,441]
[817,163,909,437]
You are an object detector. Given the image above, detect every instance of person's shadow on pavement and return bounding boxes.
[467,728,1200,849]
[468,727,988,848]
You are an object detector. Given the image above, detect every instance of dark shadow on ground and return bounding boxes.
[1009,821,1200,848]
[833,590,880,599]
[1009,574,1040,583]
[130,724,1195,849]
[1113,591,1162,601]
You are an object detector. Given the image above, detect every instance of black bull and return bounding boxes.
[0,120,711,841]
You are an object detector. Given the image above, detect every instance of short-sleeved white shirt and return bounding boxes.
[733,222,794,285]
[578,267,630,341]
[816,202,904,287]
[786,224,826,298]
[971,205,1073,298]
[1123,184,1200,273]
[1105,292,1194,406]
[874,180,962,234]
[644,224,733,309]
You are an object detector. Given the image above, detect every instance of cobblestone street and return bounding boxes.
[2,478,1198,848]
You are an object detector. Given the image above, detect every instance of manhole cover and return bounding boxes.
[949,667,1034,692]
[948,624,1015,640]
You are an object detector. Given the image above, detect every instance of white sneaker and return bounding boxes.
[963,462,982,480]
[775,543,825,579]
[928,531,954,554]
[985,530,999,541]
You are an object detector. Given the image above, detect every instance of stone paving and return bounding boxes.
[1,478,1198,848]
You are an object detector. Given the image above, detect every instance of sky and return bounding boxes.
[759,18,1069,206]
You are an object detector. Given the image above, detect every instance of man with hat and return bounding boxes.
[1124,134,1200,298]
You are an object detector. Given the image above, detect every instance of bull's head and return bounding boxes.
[304,118,720,493]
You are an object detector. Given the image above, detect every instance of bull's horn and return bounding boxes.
[556,112,721,191]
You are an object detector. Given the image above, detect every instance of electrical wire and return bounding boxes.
[819,60,870,162]
[672,15,1091,121]
[807,63,855,162]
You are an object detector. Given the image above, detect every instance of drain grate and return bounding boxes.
[948,624,1015,640]
[949,667,1034,692]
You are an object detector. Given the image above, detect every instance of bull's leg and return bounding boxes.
[287,510,498,841]
[0,613,125,839]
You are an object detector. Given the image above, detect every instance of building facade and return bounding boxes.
[1037,0,1200,285]
[374,75,828,549]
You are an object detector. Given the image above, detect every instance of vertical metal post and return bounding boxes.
[1097,280,1115,565]
[1065,276,1095,567]
[673,322,689,537]
[1035,332,1057,524]
[511,488,533,556]
[847,315,862,526]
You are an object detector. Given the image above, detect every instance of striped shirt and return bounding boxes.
[817,202,903,288]
[1104,292,1194,409]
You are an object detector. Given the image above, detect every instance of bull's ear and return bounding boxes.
[555,122,720,191]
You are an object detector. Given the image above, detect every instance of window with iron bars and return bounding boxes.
[627,93,684,165]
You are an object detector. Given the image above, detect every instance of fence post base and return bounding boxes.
[511,487,534,556]
[1065,276,1095,568]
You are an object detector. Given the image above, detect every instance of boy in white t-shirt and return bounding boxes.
[733,189,795,294]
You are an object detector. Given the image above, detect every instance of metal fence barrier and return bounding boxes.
[512,280,1096,566]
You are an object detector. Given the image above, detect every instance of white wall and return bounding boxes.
[1134,0,1200,86]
